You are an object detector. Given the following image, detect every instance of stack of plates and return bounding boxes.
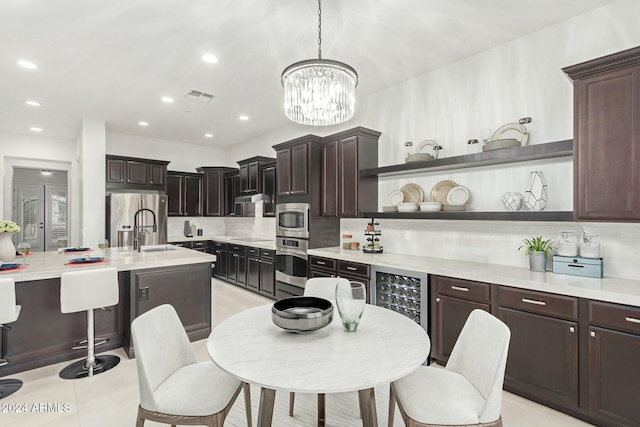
[419,202,442,212]
[382,205,398,212]
[397,202,419,212]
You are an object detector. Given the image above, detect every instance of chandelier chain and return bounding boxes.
[317,0,322,59]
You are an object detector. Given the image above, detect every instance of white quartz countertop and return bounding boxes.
[307,247,640,307]
[168,235,276,250]
[2,245,216,283]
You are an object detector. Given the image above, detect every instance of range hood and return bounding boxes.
[235,193,271,204]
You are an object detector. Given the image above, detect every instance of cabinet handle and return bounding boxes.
[451,286,469,292]
[436,297,440,303]
[625,316,640,324]
[569,326,575,333]
[346,266,357,271]
[522,298,546,306]
[591,331,596,338]
[317,261,326,265]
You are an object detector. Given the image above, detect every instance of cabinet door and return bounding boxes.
[262,167,276,216]
[233,174,242,216]
[499,307,579,408]
[339,136,359,217]
[575,66,640,220]
[276,149,291,196]
[127,161,148,185]
[260,258,275,297]
[184,175,203,216]
[322,140,339,216]
[239,164,249,194]
[290,144,308,195]
[432,295,490,363]
[224,174,235,216]
[247,256,260,290]
[167,174,184,216]
[227,253,238,283]
[106,159,125,183]
[589,326,640,425]
[237,253,247,286]
[203,170,223,216]
[248,162,260,193]
[148,164,165,187]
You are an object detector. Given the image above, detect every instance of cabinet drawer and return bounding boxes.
[171,241,191,248]
[309,256,336,272]
[498,287,578,320]
[210,241,227,250]
[337,260,369,278]
[434,276,490,303]
[260,249,274,260]
[228,244,246,254]
[247,247,260,257]
[590,301,640,335]
[192,241,208,249]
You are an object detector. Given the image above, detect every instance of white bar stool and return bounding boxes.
[59,267,120,379]
[0,278,23,399]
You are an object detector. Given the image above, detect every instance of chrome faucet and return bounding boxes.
[133,208,157,252]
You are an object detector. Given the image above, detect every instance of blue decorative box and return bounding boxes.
[552,255,603,278]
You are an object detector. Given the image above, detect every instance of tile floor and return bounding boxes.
[0,279,593,426]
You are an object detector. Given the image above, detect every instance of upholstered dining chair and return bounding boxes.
[0,278,23,399]
[289,277,350,426]
[131,304,252,427]
[389,309,511,427]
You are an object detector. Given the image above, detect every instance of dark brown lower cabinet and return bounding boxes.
[245,248,275,298]
[499,307,579,408]
[247,255,260,291]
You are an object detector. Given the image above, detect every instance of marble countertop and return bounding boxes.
[168,235,276,250]
[307,247,640,307]
[2,245,216,283]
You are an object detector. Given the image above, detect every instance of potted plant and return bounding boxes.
[519,236,553,272]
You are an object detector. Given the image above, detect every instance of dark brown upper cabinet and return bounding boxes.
[321,127,380,217]
[197,167,237,216]
[224,170,241,216]
[262,165,276,216]
[105,155,169,191]
[564,46,640,222]
[167,171,203,216]
[237,156,276,195]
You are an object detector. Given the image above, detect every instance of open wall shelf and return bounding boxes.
[361,140,573,177]
[362,211,574,221]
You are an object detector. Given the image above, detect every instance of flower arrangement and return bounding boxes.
[0,220,21,233]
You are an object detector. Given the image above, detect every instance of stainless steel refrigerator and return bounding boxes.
[106,193,167,247]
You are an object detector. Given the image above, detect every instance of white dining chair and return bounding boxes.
[289,277,350,426]
[131,304,251,427]
[389,309,511,427]
[0,278,23,399]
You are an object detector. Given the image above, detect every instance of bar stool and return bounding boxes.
[59,267,120,379]
[0,278,23,399]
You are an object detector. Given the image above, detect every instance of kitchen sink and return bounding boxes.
[140,245,179,252]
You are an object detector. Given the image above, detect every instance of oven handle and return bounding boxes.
[276,248,308,259]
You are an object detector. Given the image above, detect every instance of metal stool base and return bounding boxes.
[0,379,23,399]
[59,355,120,380]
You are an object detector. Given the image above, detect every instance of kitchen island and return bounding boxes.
[0,246,215,375]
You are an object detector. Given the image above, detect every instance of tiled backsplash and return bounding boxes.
[167,216,275,240]
[341,218,640,281]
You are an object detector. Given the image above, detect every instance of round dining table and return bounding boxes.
[207,303,430,427]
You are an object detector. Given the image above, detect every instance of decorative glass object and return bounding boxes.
[502,192,523,211]
[523,171,548,211]
[335,281,366,332]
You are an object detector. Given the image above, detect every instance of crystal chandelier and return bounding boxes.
[281,0,358,126]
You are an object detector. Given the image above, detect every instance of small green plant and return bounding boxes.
[518,236,553,257]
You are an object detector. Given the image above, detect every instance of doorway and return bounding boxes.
[13,168,68,252]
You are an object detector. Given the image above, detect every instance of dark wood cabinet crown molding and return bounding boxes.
[563,45,640,80]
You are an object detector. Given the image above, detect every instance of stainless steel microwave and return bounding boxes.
[275,203,309,238]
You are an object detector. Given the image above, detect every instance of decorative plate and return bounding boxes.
[0,263,20,271]
[430,180,457,204]
[69,257,104,264]
[400,183,424,203]
[387,190,404,206]
[446,185,470,205]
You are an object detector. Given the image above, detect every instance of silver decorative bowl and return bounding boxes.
[272,297,333,333]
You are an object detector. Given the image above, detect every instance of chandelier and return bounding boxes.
[281,0,358,126]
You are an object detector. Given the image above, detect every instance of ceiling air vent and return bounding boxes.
[184,90,216,103]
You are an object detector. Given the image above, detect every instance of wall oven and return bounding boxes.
[275,237,308,288]
[276,203,309,239]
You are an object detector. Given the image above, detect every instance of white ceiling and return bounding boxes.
[0,0,617,147]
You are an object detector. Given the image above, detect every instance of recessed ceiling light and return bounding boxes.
[17,60,38,69]
[161,96,174,103]
[25,100,41,107]
[238,115,249,121]
[201,54,218,64]
[204,133,213,138]
[138,121,149,127]
[30,127,42,132]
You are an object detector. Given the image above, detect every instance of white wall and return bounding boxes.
[107,132,227,172]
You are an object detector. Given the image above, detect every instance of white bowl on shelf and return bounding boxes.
[419,202,442,212]
[382,205,398,212]
[397,204,419,212]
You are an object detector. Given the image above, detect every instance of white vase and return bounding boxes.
[0,233,17,262]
